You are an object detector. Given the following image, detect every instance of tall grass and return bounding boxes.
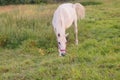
[0,0,120,80]
[0,4,57,49]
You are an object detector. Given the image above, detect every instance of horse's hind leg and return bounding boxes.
[74,20,78,45]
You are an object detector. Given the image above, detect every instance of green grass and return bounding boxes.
[0,0,120,80]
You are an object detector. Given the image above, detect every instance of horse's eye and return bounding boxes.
[58,33,60,37]
[58,42,60,44]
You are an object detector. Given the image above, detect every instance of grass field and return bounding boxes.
[0,0,120,80]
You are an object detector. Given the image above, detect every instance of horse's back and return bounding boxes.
[52,3,77,29]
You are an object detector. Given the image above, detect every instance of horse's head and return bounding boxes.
[57,33,69,56]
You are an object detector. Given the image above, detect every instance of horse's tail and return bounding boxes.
[74,3,85,20]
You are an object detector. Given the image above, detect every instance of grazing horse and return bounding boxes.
[52,3,85,56]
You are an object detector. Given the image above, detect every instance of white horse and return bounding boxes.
[52,3,85,56]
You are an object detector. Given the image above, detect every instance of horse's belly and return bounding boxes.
[65,19,73,29]
[64,11,75,29]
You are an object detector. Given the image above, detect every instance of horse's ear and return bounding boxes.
[65,33,69,37]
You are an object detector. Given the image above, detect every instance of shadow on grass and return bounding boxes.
[80,1,102,6]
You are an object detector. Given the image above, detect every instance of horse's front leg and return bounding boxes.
[74,20,78,45]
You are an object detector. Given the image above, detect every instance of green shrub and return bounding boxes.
[19,39,38,52]
[0,0,76,5]
[0,34,8,48]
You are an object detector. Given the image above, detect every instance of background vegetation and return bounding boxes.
[0,0,75,5]
[0,0,120,80]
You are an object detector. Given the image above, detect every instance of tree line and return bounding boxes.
[0,0,75,5]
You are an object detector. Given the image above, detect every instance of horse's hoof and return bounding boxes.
[75,42,78,45]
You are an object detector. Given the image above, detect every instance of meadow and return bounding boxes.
[0,0,120,80]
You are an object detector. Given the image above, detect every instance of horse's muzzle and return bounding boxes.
[61,53,66,56]
[59,48,66,56]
